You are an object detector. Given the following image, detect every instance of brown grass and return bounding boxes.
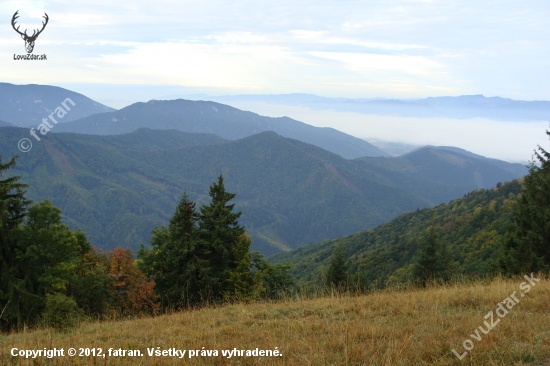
[1,276,549,365]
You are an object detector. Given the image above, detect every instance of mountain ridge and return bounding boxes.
[0,126,527,254]
[52,99,389,159]
[194,93,550,121]
[0,83,115,127]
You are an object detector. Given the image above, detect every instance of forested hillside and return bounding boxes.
[0,126,528,254]
[0,127,428,254]
[271,180,523,286]
[353,147,526,204]
[52,99,388,159]
[0,158,285,331]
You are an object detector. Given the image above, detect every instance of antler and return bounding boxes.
[11,11,49,39]
[31,13,49,38]
[11,11,26,37]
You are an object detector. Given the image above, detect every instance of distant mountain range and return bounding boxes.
[0,83,533,255]
[0,83,115,127]
[0,126,527,254]
[191,93,550,121]
[53,99,388,159]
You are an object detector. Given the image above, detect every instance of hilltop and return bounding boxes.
[0,83,115,127]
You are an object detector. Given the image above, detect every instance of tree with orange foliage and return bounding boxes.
[107,247,159,316]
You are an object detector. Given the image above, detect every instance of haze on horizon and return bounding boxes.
[1,0,548,162]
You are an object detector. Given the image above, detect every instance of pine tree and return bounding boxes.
[501,129,550,274]
[140,177,253,307]
[0,155,30,331]
[139,192,212,308]
[413,223,452,285]
[199,175,246,302]
[326,241,348,290]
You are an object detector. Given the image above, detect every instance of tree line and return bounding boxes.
[0,158,293,332]
[137,175,294,309]
[0,154,159,331]
[2,128,548,331]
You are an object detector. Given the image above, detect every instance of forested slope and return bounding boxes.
[353,148,526,204]
[0,126,527,255]
[53,99,388,159]
[271,180,523,286]
[0,127,428,254]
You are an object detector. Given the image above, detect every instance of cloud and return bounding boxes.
[0,0,549,99]
[310,52,442,75]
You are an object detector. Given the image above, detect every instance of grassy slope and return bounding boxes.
[1,277,549,365]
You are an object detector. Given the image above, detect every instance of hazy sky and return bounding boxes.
[2,1,549,162]
[1,0,549,100]
[218,101,548,163]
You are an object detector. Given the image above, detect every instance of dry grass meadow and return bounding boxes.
[1,276,549,365]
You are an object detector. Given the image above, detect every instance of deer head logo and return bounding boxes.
[12,11,49,54]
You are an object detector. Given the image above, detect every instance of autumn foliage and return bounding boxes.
[107,247,159,316]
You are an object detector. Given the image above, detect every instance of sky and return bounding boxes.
[215,101,548,163]
[1,1,549,161]
[1,0,549,100]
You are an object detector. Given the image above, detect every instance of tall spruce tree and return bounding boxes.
[0,155,30,331]
[501,129,550,274]
[139,177,253,307]
[326,241,349,289]
[199,175,246,302]
[138,192,213,308]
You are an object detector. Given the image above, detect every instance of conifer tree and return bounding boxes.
[413,223,452,285]
[139,192,212,308]
[501,129,550,274]
[199,175,246,302]
[140,176,256,306]
[223,233,255,301]
[0,155,30,331]
[326,241,348,290]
